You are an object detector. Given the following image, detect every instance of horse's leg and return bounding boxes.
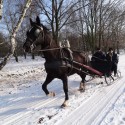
[79,74,86,92]
[42,74,55,97]
[61,75,69,107]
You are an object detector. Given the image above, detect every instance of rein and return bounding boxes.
[34,47,66,52]
[29,25,45,52]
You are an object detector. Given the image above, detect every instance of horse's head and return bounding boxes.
[23,16,46,53]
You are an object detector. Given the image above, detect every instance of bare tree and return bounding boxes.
[100,0,125,51]
[0,0,32,70]
[35,0,82,43]
[15,0,40,59]
[0,0,3,19]
[73,0,125,53]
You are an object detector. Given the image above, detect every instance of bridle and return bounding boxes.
[27,24,45,52]
[25,24,62,53]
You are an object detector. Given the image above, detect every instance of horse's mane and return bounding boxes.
[41,23,50,33]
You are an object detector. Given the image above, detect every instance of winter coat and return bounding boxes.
[91,51,106,62]
[106,52,118,64]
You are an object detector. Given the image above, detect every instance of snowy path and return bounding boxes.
[0,55,125,125]
[58,77,125,125]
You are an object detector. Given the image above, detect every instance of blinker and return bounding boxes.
[34,29,41,37]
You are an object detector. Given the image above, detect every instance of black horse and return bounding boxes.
[23,16,89,107]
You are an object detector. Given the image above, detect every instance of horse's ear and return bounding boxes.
[30,18,33,26]
[36,16,40,25]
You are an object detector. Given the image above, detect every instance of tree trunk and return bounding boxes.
[13,51,18,62]
[0,0,3,20]
[0,0,32,70]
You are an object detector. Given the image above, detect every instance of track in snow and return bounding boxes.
[0,71,104,125]
[57,77,124,125]
[0,56,124,125]
[0,74,123,125]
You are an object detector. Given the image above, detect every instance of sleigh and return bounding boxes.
[64,57,121,85]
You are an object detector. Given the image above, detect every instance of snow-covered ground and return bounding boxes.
[0,54,125,125]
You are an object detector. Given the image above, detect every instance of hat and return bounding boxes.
[108,47,113,51]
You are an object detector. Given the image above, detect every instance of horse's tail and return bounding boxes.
[78,52,90,66]
[85,53,91,66]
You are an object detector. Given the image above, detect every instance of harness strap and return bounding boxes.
[59,48,73,74]
[64,57,103,77]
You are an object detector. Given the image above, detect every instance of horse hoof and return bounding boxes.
[61,100,69,108]
[101,82,103,84]
[78,88,85,93]
[61,103,67,108]
[47,92,55,97]
[80,90,85,93]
